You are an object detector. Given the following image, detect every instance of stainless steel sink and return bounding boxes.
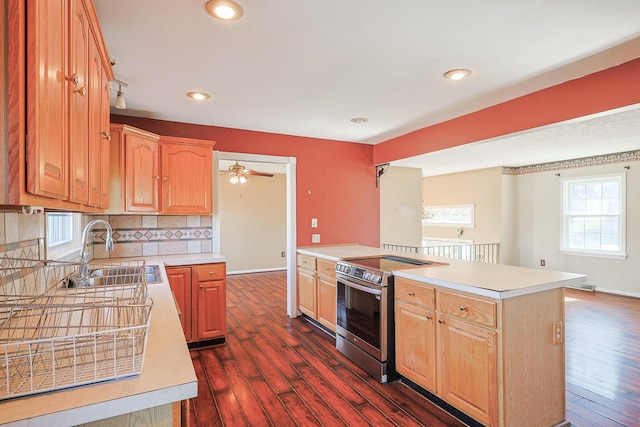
[87,264,162,285]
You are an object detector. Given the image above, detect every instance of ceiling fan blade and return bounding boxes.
[247,170,274,177]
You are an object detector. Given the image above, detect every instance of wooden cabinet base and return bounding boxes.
[76,402,176,427]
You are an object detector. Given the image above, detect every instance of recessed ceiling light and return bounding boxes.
[187,91,211,101]
[350,117,369,124]
[205,0,244,21]
[443,69,472,81]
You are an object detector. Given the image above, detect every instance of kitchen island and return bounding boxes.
[0,254,225,427]
[297,244,586,427]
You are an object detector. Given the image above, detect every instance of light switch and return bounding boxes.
[311,218,318,228]
[312,234,320,243]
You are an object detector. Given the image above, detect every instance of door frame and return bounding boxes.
[214,151,298,318]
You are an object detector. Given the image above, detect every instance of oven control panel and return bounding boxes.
[335,262,383,285]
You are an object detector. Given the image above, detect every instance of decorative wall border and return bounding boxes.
[502,150,640,176]
[94,226,212,245]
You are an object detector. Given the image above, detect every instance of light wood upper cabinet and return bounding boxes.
[26,0,69,200]
[68,0,90,204]
[88,31,111,208]
[124,131,160,212]
[160,137,214,215]
[108,126,215,214]
[3,0,113,210]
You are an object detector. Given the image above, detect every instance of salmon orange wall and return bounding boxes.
[373,58,640,164]
[110,116,380,247]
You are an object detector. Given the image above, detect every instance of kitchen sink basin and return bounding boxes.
[87,264,162,285]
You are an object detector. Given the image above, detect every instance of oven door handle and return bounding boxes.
[341,280,383,296]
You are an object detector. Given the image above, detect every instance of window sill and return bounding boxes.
[560,250,628,260]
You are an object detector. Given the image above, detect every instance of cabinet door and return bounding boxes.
[297,268,317,318]
[439,315,498,426]
[395,300,437,392]
[161,143,212,214]
[196,280,226,341]
[68,0,90,203]
[124,133,159,212]
[99,63,111,208]
[26,0,68,199]
[166,267,192,342]
[317,275,336,331]
[87,33,102,207]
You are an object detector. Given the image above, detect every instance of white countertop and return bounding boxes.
[0,253,228,426]
[298,245,587,299]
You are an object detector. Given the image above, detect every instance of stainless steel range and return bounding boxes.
[334,255,439,382]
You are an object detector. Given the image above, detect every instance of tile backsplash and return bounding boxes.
[89,214,213,259]
[0,211,212,261]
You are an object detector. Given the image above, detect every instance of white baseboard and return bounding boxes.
[592,287,640,299]
[227,267,286,276]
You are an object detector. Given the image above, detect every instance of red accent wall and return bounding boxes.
[373,58,640,164]
[110,116,380,247]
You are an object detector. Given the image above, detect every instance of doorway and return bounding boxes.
[213,152,298,318]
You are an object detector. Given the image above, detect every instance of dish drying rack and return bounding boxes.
[0,258,153,400]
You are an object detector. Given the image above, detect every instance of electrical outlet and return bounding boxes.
[553,321,563,345]
[312,234,320,243]
[311,218,318,228]
[540,259,545,267]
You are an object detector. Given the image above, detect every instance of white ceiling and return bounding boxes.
[94,0,640,176]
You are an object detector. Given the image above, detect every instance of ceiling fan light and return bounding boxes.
[239,175,247,184]
[229,175,239,185]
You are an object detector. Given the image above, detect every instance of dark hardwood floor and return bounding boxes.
[565,288,640,427]
[188,271,640,426]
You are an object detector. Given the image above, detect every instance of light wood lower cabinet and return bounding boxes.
[166,263,226,343]
[296,254,336,332]
[395,277,566,427]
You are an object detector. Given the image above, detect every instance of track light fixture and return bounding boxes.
[112,78,128,109]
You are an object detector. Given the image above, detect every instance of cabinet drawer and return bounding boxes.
[395,278,435,309]
[297,254,316,272]
[196,263,226,281]
[317,259,336,279]
[439,291,497,328]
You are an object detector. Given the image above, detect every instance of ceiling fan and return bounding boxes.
[220,161,274,184]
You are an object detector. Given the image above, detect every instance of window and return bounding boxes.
[46,213,82,260]
[422,204,475,227]
[562,173,626,258]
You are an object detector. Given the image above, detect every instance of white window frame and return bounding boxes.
[45,213,82,260]
[561,173,626,259]
[422,204,475,228]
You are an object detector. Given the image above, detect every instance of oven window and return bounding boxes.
[337,281,381,350]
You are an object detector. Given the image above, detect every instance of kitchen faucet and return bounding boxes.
[70,219,114,287]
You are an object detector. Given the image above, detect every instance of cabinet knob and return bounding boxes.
[459,305,467,311]
[74,87,86,97]
[209,271,214,275]
[100,131,111,141]
[426,314,432,320]
[163,177,168,182]
[155,176,160,180]
[438,319,445,324]
[407,291,415,296]
[67,74,79,85]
